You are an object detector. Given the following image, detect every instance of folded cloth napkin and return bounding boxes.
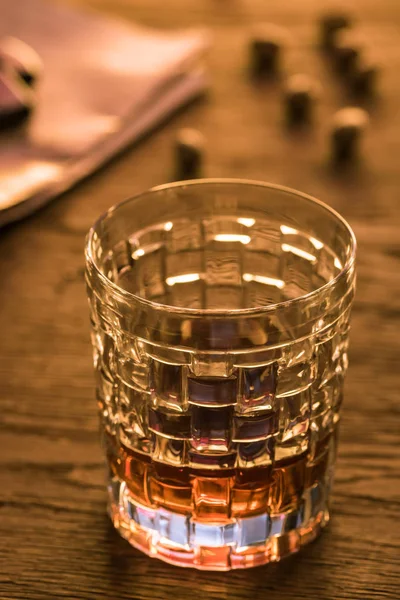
[0,0,209,225]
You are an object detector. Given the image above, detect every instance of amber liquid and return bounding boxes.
[105,430,333,522]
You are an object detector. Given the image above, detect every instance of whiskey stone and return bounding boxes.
[331,107,369,164]
[174,128,204,180]
[284,74,318,126]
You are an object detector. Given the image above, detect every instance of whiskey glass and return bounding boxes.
[85,179,356,570]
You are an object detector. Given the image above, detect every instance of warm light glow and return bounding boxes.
[237,218,255,227]
[164,221,173,231]
[132,248,145,260]
[280,225,299,235]
[243,273,285,289]
[0,163,62,210]
[310,237,324,250]
[281,244,316,263]
[334,257,343,270]
[293,348,306,362]
[166,273,201,286]
[214,234,251,244]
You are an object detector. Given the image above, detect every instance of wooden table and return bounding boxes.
[1,1,399,598]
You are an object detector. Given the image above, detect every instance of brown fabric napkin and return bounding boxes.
[0,0,209,225]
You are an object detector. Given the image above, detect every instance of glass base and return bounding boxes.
[108,477,329,571]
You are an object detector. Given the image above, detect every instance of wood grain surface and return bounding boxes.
[1,1,399,598]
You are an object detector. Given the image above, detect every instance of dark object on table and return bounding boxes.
[331,106,369,164]
[333,30,362,77]
[249,24,287,78]
[320,12,351,51]
[174,128,204,179]
[284,74,317,127]
[0,37,42,86]
[334,45,359,77]
[0,72,33,130]
[351,59,379,97]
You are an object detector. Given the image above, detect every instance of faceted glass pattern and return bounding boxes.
[86,180,356,570]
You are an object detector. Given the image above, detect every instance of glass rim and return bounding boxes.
[85,178,356,316]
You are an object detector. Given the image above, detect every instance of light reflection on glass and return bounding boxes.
[166,273,201,286]
[214,234,251,245]
[280,225,298,235]
[281,243,316,263]
[132,248,145,260]
[334,257,343,270]
[237,218,255,227]
[243,273,285,289]
[310,237,324,250]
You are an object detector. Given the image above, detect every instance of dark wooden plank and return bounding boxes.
[1,0,399,599]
